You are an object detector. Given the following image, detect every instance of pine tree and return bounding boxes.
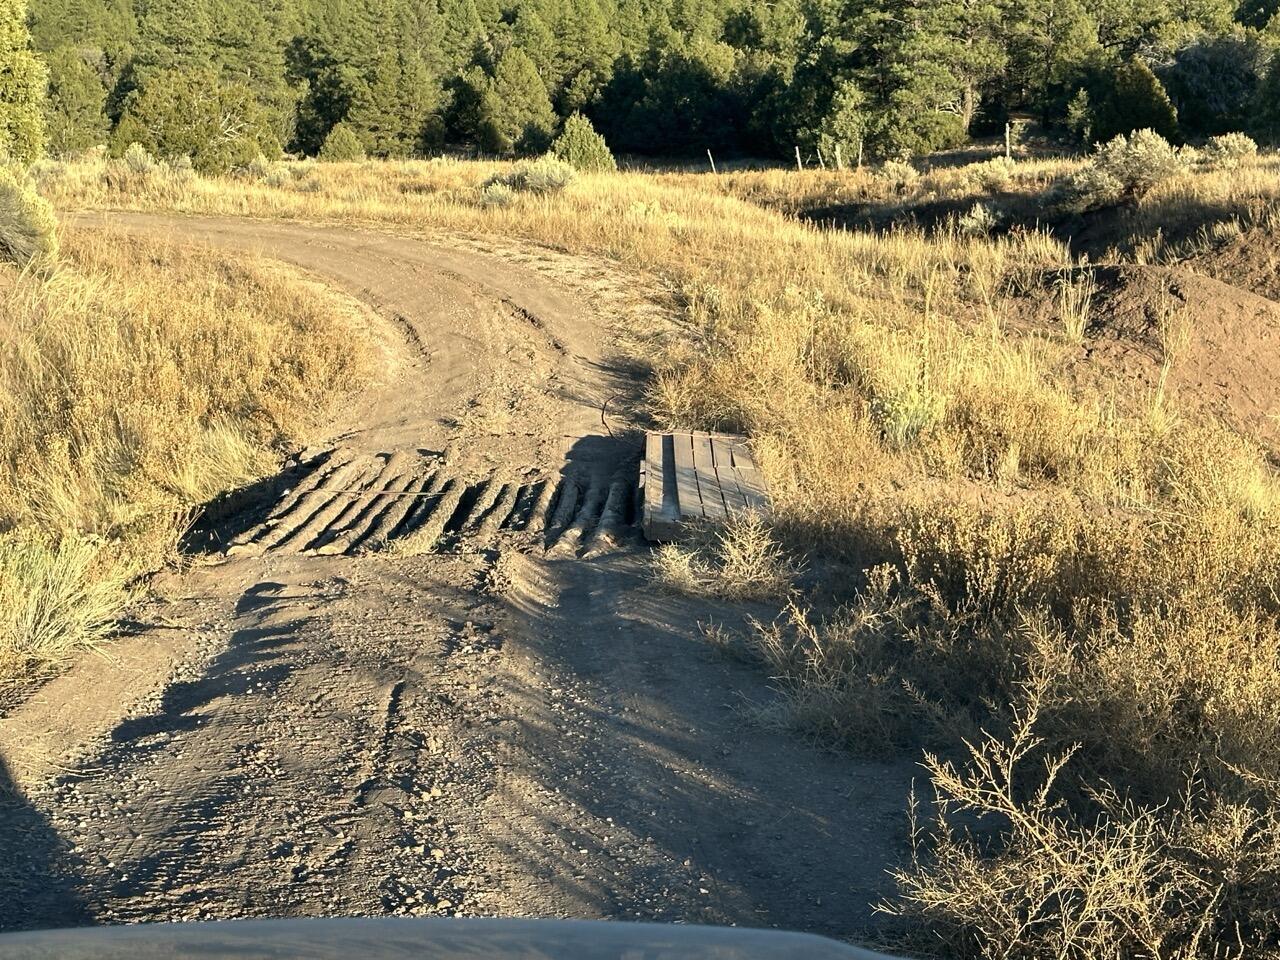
[346,50,444,157]
[132,0,212,73]
[45,45,108,154]
[439,0,486,73]
[0,0,48,163]
[487,47,557,153]
[1094,57,1178,141]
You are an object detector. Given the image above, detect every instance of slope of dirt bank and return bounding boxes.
[0,216,913,942]
[1192,226,1280,303]
[1017,263,1280,448]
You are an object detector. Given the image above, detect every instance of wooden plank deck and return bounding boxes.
[641,431,770,542]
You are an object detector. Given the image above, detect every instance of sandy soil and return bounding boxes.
[0,215,913,942]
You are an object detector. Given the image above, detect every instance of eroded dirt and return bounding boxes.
[0,216,912,942]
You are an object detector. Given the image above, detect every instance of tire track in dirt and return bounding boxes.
[0,215,914,942]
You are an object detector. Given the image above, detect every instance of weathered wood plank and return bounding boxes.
[642,430,771,540]
[644,431,665,536]
[729,438,758,472]
[728,438,769,511]
[691,431,727,520]
[672,431,704,521]
[710,435,749,512]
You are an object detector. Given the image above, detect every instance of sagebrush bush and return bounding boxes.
[0,165,58,269]
[477,181,516,207]
[877,159,920,190]
[966,156,1016,192]
[485,155,576,195]
[956,202,998,236]
[123,141,155,175]
[551,113,617,173]
[1061,129,1189,211]
[1204,132,1258,170]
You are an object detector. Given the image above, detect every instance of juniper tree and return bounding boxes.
[44,46,108,154]
[0,0,48,162]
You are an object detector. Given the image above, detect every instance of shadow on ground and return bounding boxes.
[0,756,88,931]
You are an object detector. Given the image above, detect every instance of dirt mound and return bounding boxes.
[1055,265,1280,447]
[1188,226,1280,302]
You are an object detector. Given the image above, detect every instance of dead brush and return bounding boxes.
[653,511,797,601]
[887,677,1280,960]
[1057,268,1096,344]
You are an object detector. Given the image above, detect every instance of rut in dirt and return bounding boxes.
[220,447,640,560]
[0,215,914,943]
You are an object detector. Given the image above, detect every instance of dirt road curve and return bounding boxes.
[0,215,912,941]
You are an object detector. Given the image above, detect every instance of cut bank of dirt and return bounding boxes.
[0,215,913,940]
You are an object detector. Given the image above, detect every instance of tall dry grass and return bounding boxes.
[0,227,368,690]
[37,148,1280,956]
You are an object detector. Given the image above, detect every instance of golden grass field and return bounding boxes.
[18,145,1280,955]
[0,226,369,693]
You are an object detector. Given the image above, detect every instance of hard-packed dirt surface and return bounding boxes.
[0,215,913,942]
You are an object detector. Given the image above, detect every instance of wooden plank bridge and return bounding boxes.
[640,431,770,541]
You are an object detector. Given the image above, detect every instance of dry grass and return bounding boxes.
[0,227,369,689]
[36,147,1280,956]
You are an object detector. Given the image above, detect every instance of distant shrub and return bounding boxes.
[1203,132,1258,170]
[956,202,999,237]
[477,181,516,207]
[485,155,576,195]
[239,153,274,180]
[966,156,1016,192]
[551,113,616,173]
[0,167,59,270]
[1060,130,1188,212]
[319,123,365,163]
[264,165,291,189]
[123,141,155,175]
[877,159,920,191]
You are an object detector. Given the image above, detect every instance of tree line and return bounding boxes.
[13,0,1280,171]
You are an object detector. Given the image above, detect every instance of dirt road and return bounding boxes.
[0,215,913,941]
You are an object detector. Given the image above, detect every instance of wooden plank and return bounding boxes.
[672,431,704,521]
[710,435,749,512]
[726,437,769,510]
[728,438,758,472]
[644,431,665,537]
[691,431,727,520]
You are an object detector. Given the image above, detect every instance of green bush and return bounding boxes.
[112,67,279,176]
[1093,59,1179,143]
[318,122,366,162]
[0,0,48,164]
[551,113,616,173]
[485,155,576,195]
[0,165,58,269]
